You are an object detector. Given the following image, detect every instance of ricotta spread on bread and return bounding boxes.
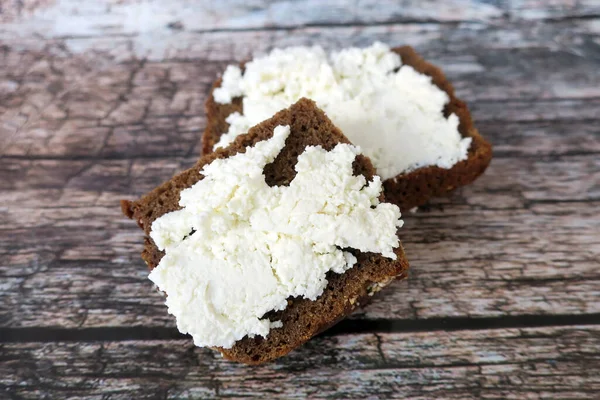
[149,125,403,348]
[213,42,471,180]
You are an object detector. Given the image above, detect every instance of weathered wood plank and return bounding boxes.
[39,19,596,65]
[509,0,600,20]
[2,153,598,199]
[0,0,502,34]
[1,153,599,328]
[2,326,599,399]
[3,18,600,80]
[3,117,598,160]
[1,0,598,35]
[2,21,599,159]
[2,45,600,159]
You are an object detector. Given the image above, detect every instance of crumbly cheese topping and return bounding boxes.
[149,125,403,348]
[213,42,472,180]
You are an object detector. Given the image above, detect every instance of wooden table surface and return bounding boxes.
[1,1,599,399]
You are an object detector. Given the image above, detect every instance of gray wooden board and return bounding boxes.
[2,326,600,399]
[1,1,600,398]
[1,0,599,32]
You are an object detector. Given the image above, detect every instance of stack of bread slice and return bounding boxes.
[122,44,491,364]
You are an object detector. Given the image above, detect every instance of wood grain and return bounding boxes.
[2,326,599,399]
[3,11,600,61]
[2,21,600,159]
[1,0,598,32]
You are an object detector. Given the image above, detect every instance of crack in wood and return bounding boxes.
[2,314,599,343]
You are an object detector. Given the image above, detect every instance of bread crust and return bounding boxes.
[122,98,409,364]
[202,46,493,211]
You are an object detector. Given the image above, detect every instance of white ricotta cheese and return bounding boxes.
[213,42,472,180]
[149,125,403,349]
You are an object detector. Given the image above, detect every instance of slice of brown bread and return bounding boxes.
[202,46,492,211]
[122,98,409,365]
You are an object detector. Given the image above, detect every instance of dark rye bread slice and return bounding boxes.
[122,98,409,365]
[202,46,493,211]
